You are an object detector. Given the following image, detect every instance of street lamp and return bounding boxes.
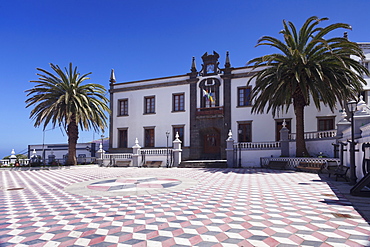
[166,131,170,168]
[101,134,105,151]
[347,100,357,185]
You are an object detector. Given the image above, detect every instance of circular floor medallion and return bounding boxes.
[65,176,198,197]
[87,177,181,191]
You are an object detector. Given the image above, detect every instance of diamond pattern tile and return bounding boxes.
[0,167,370,246]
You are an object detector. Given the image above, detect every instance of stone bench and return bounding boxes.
[143,161,163,168]
[267,161,288,170]
[296,161,326,174]
[328,165,349,181]
[114,160,131,167]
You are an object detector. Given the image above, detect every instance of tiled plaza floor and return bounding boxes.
[1,166,370,247]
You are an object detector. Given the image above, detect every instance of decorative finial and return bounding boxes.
[132,138,141,149]
[175,132,179,140]
[225,51,231,68]
[282,119,287,128]
[357,95,367,113]
[109,69,116,83]
[191,56,197,73]
[10,149,16,158]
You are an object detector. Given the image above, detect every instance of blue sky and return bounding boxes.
[1,0,370,158]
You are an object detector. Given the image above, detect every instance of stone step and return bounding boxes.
[178,160,227,168]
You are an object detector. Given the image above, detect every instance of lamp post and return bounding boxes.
[238,129,242,168]
[348,100,357,185]
[166,131,170,168]
[101,134,104,150]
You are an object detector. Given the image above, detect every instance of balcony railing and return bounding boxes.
[196,106,224,116]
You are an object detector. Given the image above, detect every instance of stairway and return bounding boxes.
[178,160,227,168]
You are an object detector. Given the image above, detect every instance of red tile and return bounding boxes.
[118,233,133,242]
[215,232,228,242]
[354,226,370,235]
[218,224,231,232]
[180,221,191,228]
[262,220,273,227]
[189,235,202,245]
[305,223,319,231]
[122,219,135,226]
[132,241,147,247]
[263,227,276,236]
[172,228,184,237]
[80,229,96,238]
[207,213,216,218]
[108,227,121,235]
[239,230,253,239]
[196,226,208,234]
[311,232,328,242]
[319,243,332,247]
[211,244,223,247]
[202,219,212,225]
[146,230,159,240]
[222,217,233,223]
[89,235,105,246]
[263,237,279,247]
[58,238,77,247]
[162,238,176,247]
[241,221,253,229]
[288,235,304,245]
[20,234,43,244]
[282,218,293,224]
[284,225,297,233]
[333,229,350,238]
[237,239,255,247]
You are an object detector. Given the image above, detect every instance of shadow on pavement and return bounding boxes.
[319,173,370,224]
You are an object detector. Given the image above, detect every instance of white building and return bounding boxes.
[356,43,370,100]
[27,139,109,164]
[109,45,370,161]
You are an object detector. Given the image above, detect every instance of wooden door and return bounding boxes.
[204,133,220,154]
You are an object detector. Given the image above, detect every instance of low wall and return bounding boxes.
[235,138,336,168]
[260,157,340,170]
[239,149,281,168]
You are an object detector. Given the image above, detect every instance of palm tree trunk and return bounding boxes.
[67,117,79,165]
[294,100,309,157]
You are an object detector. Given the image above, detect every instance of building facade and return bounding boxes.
[109,45,370,161]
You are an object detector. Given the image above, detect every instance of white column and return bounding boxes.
[132,138,141,167]
[226,130,235,168]
[172,132,182,167]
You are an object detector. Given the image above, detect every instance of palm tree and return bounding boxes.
[247,16,369,157]
[25,63,109,165]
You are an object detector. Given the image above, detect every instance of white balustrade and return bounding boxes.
[103,153,133,159]
[140,149,170,155]
[235,141,281,150]
[289,130,336,140]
